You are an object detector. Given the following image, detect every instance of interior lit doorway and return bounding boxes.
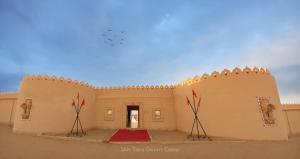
[127,106,139,128]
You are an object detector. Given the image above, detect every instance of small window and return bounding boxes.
[107,109,113,116]
[152,108,163,122]
[104,107,114,121]
[154,110,161,119]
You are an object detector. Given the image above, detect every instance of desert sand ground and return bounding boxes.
[1,124,300,159]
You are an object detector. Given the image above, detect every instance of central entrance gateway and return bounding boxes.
[127,105,139,128]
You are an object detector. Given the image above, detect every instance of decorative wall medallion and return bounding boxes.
[257,97,276,125]
[20,99,32,119]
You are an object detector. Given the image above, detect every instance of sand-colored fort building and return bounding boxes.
[0,67,299,140]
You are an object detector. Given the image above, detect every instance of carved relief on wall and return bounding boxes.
[257,97,276,125]
[20,99,32,120]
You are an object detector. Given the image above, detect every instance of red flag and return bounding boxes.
[186,96,191,105]
[72,99,75,106]
[81,99,85,107]
[192,90,197,97]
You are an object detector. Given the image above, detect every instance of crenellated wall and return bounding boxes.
[173,67,288,140]
[13,75,96,134]
[0,67,297,140]
[282,104,300,136]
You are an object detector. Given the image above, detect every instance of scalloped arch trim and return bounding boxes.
[15,67,271,91]
[177,66,270,86]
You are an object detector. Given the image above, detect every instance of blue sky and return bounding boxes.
[0,0,299,103]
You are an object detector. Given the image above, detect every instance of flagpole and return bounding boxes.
[68,92,86,137]
[187,90,211,141]
[192,91,200,139]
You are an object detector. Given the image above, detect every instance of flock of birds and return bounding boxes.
[101,29,125,47]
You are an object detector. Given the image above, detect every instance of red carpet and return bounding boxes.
[109,129,151,142]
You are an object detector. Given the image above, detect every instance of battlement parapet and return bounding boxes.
[19,67,272,90]
[95,84,175,90]
[22,75,96,89]
[0,92,18,99]
[0,92,18,95]
[282,103,300,105]
[282,103,300,111]
[22,75,175,90]
[282,103,300,106]
[176,67,271,86]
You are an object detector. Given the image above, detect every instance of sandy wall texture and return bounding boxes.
[12,76,96,134]
[0,93,18,125]
[0,67,297,140]
[282,104,300,136]
[173,67,288,140]
[95,88,176,130]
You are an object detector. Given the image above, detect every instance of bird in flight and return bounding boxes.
[100,28,126,47]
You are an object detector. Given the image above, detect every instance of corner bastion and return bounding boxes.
[13,75,96,134]
[173,67,288,140]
